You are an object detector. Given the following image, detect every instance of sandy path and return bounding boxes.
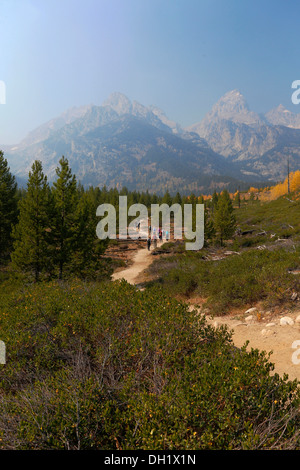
[206,310,300,381]
[112,244,155,284]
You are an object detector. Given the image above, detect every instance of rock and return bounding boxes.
[291,292,298,301]
[266,322,276,327]
[261,329,275,337]
[280,316,294,326]
[245,307,257,315]
[295,315,300,323]
[245,315,254,322]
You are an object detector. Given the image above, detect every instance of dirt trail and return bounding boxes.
[193,305,300,382]
[111,240,162,284]
[221,313,300,381]
[112,247,152,284]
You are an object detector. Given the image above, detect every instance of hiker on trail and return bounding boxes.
[147,237,151,251]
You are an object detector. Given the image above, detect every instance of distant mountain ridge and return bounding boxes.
[2,90,300,193]
[185,90,300,180]
[188,90,265,129]
[265,104,300,129]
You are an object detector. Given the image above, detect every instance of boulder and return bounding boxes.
[280,316,294,326]
[245,307,257,315]
[261,329,275,337]
[245,315,254,322]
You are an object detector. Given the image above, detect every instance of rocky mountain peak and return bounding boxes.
[207,89,262,125]
[102,92,133,115]
[277,104,290,112]
[185,89,264,143]
[265,104,300,129]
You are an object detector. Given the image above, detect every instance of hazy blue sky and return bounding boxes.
[0,0,299,144]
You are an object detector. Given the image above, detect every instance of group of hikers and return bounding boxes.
[134,220,170,251]
[146,226,169,251]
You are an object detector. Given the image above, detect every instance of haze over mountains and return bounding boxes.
[2,90,300,194]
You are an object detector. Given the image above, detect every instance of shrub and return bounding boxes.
[0,280,299,449]
[147,247,300,314]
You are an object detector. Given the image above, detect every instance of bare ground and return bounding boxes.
[111,239,164,284]
[193,303,300,381]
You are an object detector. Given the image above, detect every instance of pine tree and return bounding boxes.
[162,190,172,206]
[51,156,78,280]
[213,190,236,246]
[0,151,18,262]
[204,205,215,243]
[173,192,182,205]
[11,160,52,281]
[70,190,109,278]
[211,191,219,214]
[234,191,241,208]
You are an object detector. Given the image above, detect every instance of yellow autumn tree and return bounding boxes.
[267,170,300,200]
[290,170,300,192]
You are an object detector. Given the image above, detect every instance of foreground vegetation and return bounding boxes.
[0,280,300,450]
[1,150,300,450]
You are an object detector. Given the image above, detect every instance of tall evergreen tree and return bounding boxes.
[211,191,219,214]
[52,156,78,280]
[173,192,182,205]
[70,190,109,278]
[162,190,172,206]
[213,190,236,246]
[234,190,241,208]
[11,160,52,281]
[0,151,18,262]
[204,205,215,243]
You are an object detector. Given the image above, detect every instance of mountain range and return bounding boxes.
[2,90,300,194]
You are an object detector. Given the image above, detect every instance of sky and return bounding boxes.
[1,0,300,144]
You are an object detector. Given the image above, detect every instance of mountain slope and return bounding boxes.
[15,104,93,149]
[8,113,250,193]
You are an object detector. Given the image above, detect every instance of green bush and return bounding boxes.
[0,280,299,449]
[147,247,300,314]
